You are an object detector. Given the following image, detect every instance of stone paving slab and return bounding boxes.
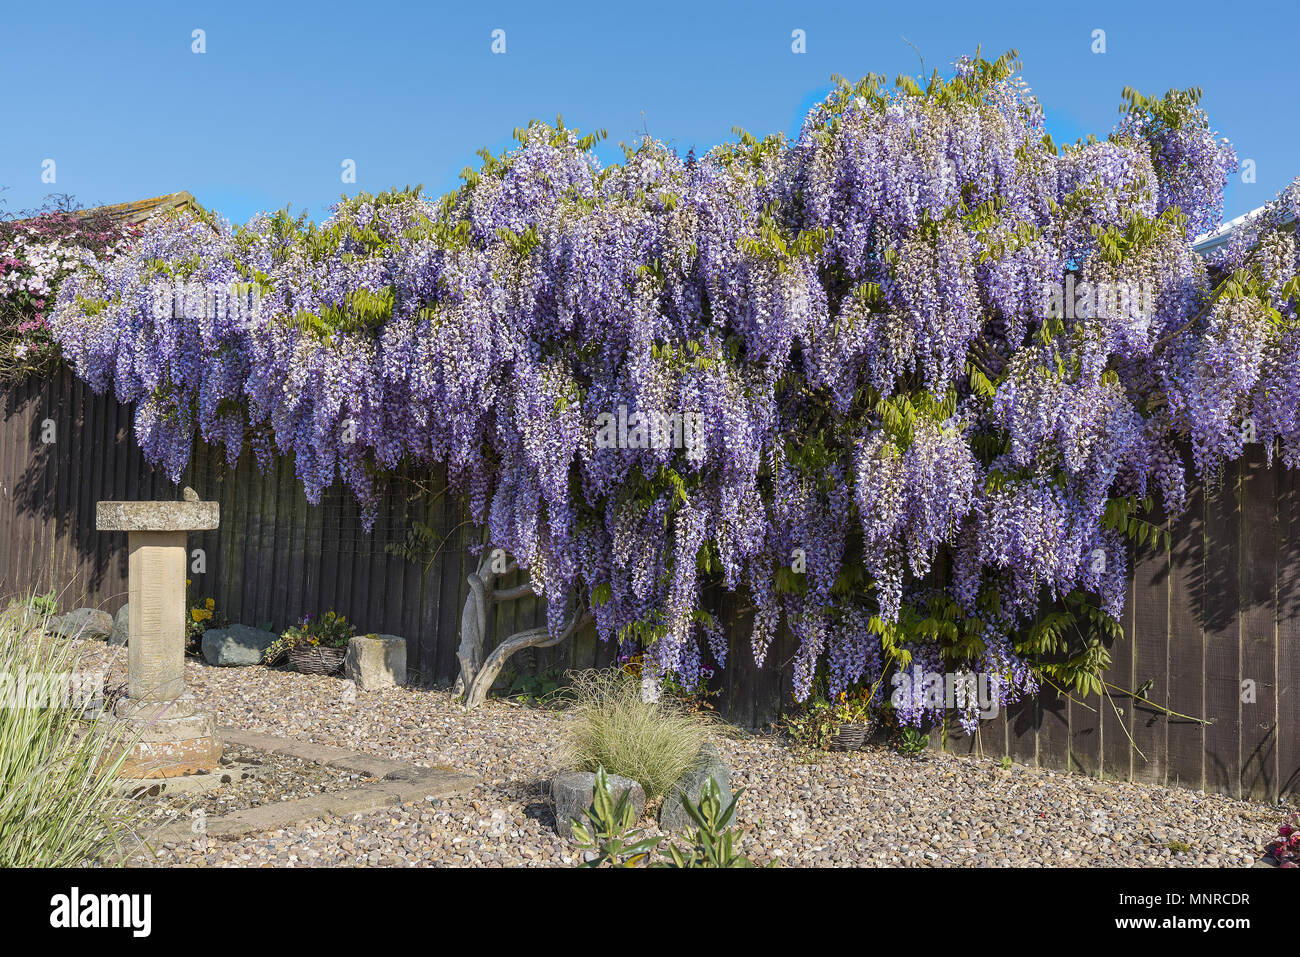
[137,728,475,847]
[218,727,442,780]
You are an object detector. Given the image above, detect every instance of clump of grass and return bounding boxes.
[558,669,708,799]
[0,596,145,866]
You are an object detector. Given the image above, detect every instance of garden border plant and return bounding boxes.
[0,596,149,866]
[570,766,761,868]
[558,668,710,801]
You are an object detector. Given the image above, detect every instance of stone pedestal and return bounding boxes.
[97,494,221,778]
[345,634,407,690]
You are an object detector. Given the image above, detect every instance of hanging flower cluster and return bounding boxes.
[51,52,1293,722]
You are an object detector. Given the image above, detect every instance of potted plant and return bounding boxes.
[266,611,355,675]
[784,688,877,752]
[827,690,874,752]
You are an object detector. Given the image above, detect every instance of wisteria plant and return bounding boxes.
[48,51,1299,727]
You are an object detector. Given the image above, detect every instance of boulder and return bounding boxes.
[658,742,732,831]
[345,634,406,690]
[551,770,646,840]
[109,604,129,646]
[201,624,277,666]
[48,607,114,641]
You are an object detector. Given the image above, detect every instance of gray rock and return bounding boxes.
[202,624,278,666]
[48,607,114,640]
[345,634,406,690]
[658,742,732,831]
[551,770,646,840]
[109,604,129,646]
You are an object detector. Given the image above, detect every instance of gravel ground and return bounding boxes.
[73,640,1290,867]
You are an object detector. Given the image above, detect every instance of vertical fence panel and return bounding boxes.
[1129,514,1169,786]
[1240,447,1278,800]
[1203,461,1243,797]
[52,371,75,604]
[252,458,278,629]
[1167,479,1206,790]
[397,475,426,683]
[270,458,294,633]
[16,378,40,597]
[1277,469,1300,800]
[1102,542,1137,780]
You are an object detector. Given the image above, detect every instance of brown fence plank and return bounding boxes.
[1279,468,1300,800]
[396,473,426,681]
[1129,514,1169,786]
[252,460,278,629]
[18,378,43,599]
[32,375,54,594]
[52,370,75,603]
[979,698,1008,762]
[240,457,265,626]
[415,484,451,686]
[1006,697,1038,767]
[1101,542,1137,781]
[1203,461,1243,797]
[1167,476,1206,790]
[268,457,293,634]
[1037,684,1070,773]
[300,469,325,624]
[1239,447,1278,800]
[435,498,466,685]
[284,459,309,631]
[0,379,23,599]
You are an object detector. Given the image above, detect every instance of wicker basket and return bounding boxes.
[288,644,347,675]
[829,722,868,752]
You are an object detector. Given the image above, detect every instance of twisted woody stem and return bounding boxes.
[454,549,589,709]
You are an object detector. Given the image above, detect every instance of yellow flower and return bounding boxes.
[205,598,215,610]
[191,608,204,622]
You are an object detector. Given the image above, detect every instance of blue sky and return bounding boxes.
[2,0,1296,229]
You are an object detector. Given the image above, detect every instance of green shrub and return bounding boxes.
[571,766,762,868]
[559,669,708,799]
[0,599,144,866]
[894,725,930,756]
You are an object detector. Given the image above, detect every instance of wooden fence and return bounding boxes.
[1,370,1297,801]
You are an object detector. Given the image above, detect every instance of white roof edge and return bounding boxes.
[1193,203,1296,255]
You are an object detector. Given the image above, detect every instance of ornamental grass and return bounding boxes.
[559,669,708,800]
[0,598,145,866]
